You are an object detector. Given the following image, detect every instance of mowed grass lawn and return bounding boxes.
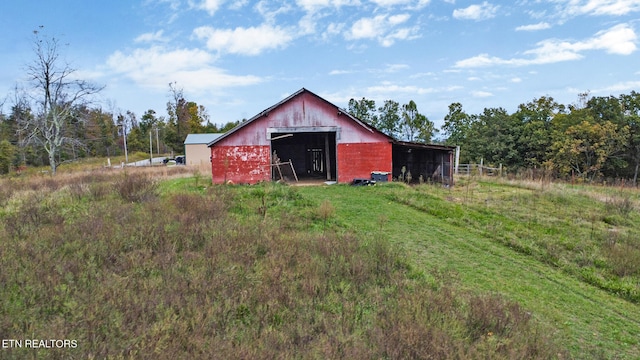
[298,179,640,359]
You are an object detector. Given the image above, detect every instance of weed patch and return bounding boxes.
[0,174,568,359]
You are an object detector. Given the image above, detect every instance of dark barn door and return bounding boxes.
[271,132,336,181]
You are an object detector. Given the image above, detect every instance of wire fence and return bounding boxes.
[456,163,503,177]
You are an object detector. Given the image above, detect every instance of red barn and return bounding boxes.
[208,88,454,185]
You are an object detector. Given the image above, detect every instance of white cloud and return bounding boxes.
[134,30,168,43]
[295,0,360,13]
[472,90,494,97]
[106,46,261,91]
[388,13,411,25]
[370,0,412,6]
[348,15,388,39]
[193,24,295,55]
[515,22,551,31]
[199,0,225,15]
[527,23,637,57]
[157,0,181,11]
[329,69,352,75]
[255,1,293,23]
[346,13,417,46]
[380,27,416,46]
[384,63,410,72]
[323,22,345,40]
[588,23,637,54]
[455,23,637,67]
[410,71,436,78]
[593,80,640,93]
[453,2,499,20]
[228,0,248,10]
[511,77,522,83]
[560,0,640,16]
[367,83,438,94]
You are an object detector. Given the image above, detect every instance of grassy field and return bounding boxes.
[0,169,639,358]
[298,179,640,358]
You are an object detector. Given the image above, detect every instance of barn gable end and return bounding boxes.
[209,88,393,184]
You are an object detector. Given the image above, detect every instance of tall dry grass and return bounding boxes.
[0,173,566,359]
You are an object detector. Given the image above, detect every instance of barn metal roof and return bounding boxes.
[392,140,456,152]
[184,133,223,145]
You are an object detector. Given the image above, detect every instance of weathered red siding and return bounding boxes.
[210,145,270,184]
[209,89,395,184]
[337,142,392,183]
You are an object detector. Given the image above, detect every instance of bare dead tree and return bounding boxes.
[20,28,103,174]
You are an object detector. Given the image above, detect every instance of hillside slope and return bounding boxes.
[299,181,640,358]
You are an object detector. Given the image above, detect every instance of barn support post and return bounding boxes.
[441,154,445,182]
[455,146,460,175]
[325,133,331,181]
[450,150,455,186]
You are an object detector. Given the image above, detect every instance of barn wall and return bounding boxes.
[210,145,270,184]
[210,90,394,184]
[185,144,211,168]
[214,92,389,148]
[337,142,392,183]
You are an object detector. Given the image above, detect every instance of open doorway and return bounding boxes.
[270,132,337,181]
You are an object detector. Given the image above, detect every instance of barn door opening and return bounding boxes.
[270,132,336,181]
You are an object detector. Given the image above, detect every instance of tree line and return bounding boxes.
[347,97,436,143]
[0,30,239,174]
[440,92,640,184]
[346,91,640,185]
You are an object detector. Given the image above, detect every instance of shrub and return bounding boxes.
[604,196,634,217]
[603,242,640,277]
[115,172,157,202]
[466,294,531,340]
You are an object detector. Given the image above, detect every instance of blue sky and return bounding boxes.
[1,0,639,133]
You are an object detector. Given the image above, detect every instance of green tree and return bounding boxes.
[81,108,117,157]
[164,83,209,152]
[620,91,640,184]
[165,83,188,152]
[0,140,16,174]
[587,95,624,125]
[550,120,628,181]
[514,96,565,168]
[585,95,631,178]
[377,100,401,138]
[203,120,241,133]
[347,97,378,125]
[186,102,207,134]
[465,108,522,167]
[442,102,471,146]
[401,100,435,143]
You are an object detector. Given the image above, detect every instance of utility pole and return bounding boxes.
[155,126,160,156]
[149,130,153,166]
[120,123,128,164]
